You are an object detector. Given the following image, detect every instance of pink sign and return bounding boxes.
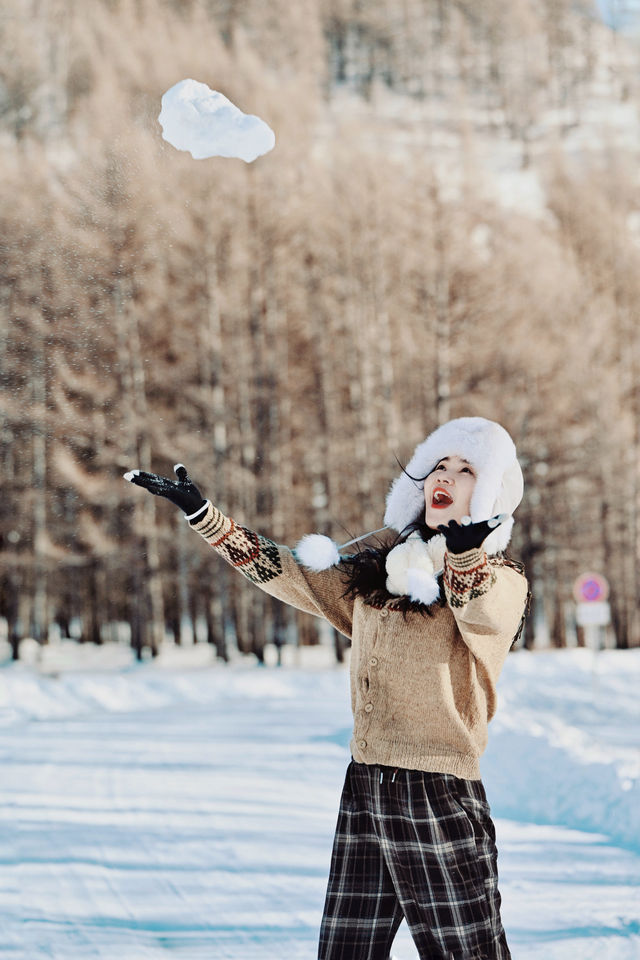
[573,572,609,604]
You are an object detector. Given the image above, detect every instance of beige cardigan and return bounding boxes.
[190,503,528,781]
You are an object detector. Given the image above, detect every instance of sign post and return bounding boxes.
[573,572,610,650]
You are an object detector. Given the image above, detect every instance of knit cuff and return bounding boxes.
[188,500,233,540]
[445,546,485,570]
[443,547,496,608]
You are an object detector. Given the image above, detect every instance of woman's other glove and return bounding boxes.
[437,513,508,555]
[123,463,207,519]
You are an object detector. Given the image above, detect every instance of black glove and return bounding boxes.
[437,514,508,555]
[123,463,207,517]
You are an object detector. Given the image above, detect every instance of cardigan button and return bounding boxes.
[358,739,367,749]
[369,657,378,666]
[364,702,374,713]
[379,609,389,619]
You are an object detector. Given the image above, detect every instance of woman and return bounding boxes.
[125,415,528,960]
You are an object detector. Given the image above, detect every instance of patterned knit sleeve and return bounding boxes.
[188,502,354,639]
[443,548,528,677]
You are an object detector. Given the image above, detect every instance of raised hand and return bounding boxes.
[123,463,207,517]
[437,514,508,555]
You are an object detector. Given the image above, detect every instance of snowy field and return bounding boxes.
[1,640,639,960]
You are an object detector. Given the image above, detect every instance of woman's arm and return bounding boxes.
[124,465,354,639]
[438,517,528,674]
[443,547,528,672]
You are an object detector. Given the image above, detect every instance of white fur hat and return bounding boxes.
[295,416,523,572]
[384,416,523,554]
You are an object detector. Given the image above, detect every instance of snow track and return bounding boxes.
[0,644,638,959]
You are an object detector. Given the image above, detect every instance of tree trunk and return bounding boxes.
[31,315,48,644]
[114,277,165,657]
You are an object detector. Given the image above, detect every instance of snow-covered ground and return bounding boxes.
[1,640,638,959]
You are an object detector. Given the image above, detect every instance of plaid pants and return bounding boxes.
[318,761,511,960]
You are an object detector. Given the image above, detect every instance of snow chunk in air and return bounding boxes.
[158,79,275,163]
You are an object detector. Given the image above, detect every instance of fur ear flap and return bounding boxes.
[294,534,341,571]
[483,515,514,555]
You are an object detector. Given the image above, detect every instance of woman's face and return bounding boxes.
[423,455,477,530]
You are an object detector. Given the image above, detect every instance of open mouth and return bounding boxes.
[431,487,454,509]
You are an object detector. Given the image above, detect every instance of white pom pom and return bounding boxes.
[294,534,341,571]
[385,536,444,604]
[385,540,416,596]
[406,568,441,605]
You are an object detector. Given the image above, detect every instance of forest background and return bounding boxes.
[1,0,640,662]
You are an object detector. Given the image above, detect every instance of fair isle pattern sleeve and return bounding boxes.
[442,548,528,698]
[443,547,497,608]
[193,503,282,585]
